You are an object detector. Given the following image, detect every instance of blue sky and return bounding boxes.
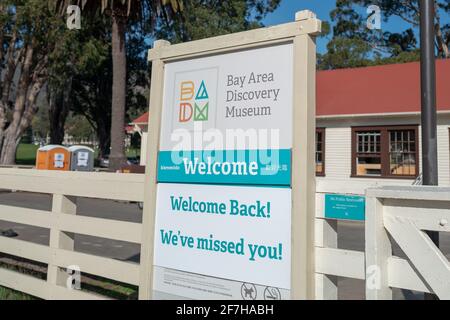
[262,0,333,53]
[262,0,428,54]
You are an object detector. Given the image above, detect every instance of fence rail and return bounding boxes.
[0,170,448,299]
[0,168,145,300]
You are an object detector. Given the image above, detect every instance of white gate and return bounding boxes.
[366,186,450,300]
[315,182,450,300]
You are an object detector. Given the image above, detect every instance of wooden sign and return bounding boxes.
[140,10,321,300]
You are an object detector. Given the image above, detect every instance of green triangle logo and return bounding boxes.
[195,80,209,100]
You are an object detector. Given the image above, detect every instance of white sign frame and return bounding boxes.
[140,10,321,300]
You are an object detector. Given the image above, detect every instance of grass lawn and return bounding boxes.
[15,143,39,165]
[0,286,35,300]
[0,259,138,300]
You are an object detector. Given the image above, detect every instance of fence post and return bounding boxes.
[47,194,77,299]
[315,202,338,299]
[138,39,170,300]
[291,10,318,299]
[365,194,392,299]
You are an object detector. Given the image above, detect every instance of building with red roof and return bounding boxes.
[131,112,150,126]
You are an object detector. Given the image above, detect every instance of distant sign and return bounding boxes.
[77,152,89,167]
[325,194,365,221]
[54,153,65,168]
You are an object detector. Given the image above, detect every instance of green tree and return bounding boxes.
[319,0,449,70]
[155,0,281,42]
[58,0,181,171]
[31,98,51,142]
[46,23,86,145]
[67,15,112,158]
[65,114,95,142]
[356,0,449,58]
[318,37,373,69]
[69,15,150,159]
[0,1,66,164]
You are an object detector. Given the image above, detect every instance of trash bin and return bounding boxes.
[69,146,94,171]
[36,145,71,171]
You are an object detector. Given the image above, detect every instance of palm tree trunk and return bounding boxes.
[109,14,127,171]
[96,116,111,160]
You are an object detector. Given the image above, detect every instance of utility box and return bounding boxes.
[69,146,94,171]
[36,145,70,171]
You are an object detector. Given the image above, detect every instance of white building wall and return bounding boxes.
[437,123,450,185]
[322,127,351,179]
[317,114,450,191]
[418,125,422,178]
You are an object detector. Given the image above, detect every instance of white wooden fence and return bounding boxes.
[0,169,449,299]
[315,180,366,299]
[0,168,145,299]
[365,186,450,299]
[315,180,450,300]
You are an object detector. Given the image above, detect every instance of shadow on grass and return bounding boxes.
[0,253,138,300]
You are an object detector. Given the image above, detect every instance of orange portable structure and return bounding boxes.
[36,145,71,171]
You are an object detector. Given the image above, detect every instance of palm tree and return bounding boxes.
[57,0,181,171]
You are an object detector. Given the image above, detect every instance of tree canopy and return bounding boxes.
[318,0,449,70]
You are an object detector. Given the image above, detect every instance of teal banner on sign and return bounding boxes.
[157,149,291,186]
[324,194,365,221]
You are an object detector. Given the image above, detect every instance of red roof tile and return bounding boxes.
[317,59,450,116]
[131,112,149,124]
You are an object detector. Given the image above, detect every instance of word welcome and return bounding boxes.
[170,196,271,218]
[183,157,258,176]
[160,229,283,261]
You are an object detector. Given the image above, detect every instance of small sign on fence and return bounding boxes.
[325,194,366,221]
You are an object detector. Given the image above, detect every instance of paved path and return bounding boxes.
[1,191,449,299]
[0,191,141,263]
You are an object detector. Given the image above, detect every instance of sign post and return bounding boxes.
[139,11,321,300]
[419,0,439,300]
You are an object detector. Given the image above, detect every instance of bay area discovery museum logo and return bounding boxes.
[173,68,218,130]
[178,80,209,122]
